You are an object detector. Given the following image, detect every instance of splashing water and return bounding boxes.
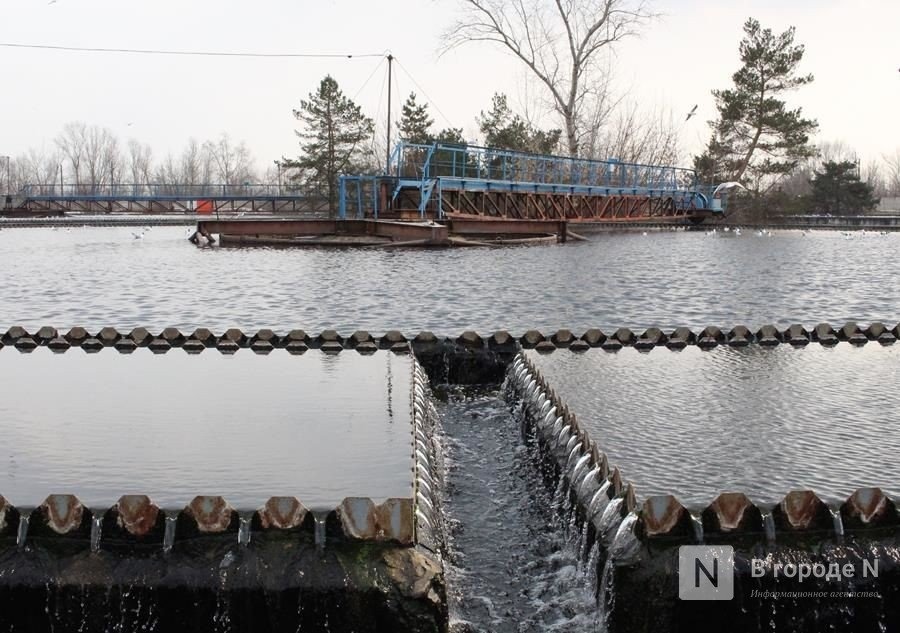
[435,389,602,633]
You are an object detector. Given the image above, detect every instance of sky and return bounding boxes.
[1,0,898,173]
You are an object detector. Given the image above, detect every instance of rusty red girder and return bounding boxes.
[438,189,697,223]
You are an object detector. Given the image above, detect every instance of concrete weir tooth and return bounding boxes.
[176,496,239,538]
[489,330,515,350]
[784,324,810,346]
[252,497,310,531]
[520,330,545,349]
[102,495,166,545]
[701,492,765,536]
[97,327,122,346]
[728,325,753,347]
[580,328,607,347]
[670,327,696,345]
[755,324,781,346]
[0,495,21,539]
[284,329,310,345]
[82,338,104,353]
[569,339,590,352]
[534,340,556,354]
[380,330,407,349]
[316,330,344,348]
[838,321,862,341]
[877,332,897,345]
[812,322,838,345]
[35,326,58,344]
[250,340,274,355]
[355,340,378,355]
[128,327,153,347]
[252,328,280,346]
[2,326,29,344]
[601,337,623,351]
[639,327,667,347]
[29,494,92,540]
[772,490,834,533]
[191,328,218,347]
[612,328,636,346]
[216,339,241,355]
[222,328,248,346]
[182,339,206,354]
[550,329,575,348]
[284,341,308,355]
[160,327,186,347]
[457,331,484,349]
[114,337,138,354]
[336,497,414,544]
[840,487,899,530]
[637,495,693,539]
[14,337,38,352]
[390,341,410,354]
[865,322,889,340]
[148,338,172,354]
[64,326,90,345]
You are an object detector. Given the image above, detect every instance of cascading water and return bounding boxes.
[434,386,602,632]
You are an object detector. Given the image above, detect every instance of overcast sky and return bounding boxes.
[2,0,898,171]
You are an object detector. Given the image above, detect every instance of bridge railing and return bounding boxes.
[21,184,297,199]
[389,142,699,192]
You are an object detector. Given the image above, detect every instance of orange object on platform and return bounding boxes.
[196,200,213,215]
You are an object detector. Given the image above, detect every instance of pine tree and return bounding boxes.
[288,75,374,215]
[478,94,561,154]
[808,161,879,215]
[696,18,818,190]
[397,93,434,145]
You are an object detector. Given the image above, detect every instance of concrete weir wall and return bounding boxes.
[506,347,900,633]
[0,346,448,633]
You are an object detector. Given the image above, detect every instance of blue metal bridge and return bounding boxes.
[339,142,720,223]
[14,184,325,214]
[12,143,721,225]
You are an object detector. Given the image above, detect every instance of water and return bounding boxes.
[527,345,900,506]
[0,347,413,510]
[436,390,599,632]
[2,227,900,333]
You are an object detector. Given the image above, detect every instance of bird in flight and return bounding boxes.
[685,105,698,122]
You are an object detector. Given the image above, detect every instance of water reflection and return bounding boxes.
[0,348,413,510]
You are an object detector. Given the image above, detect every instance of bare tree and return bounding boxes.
[585,100,681,169]
[55,121,88,190]
[126,139,154,193]
[884,148,900,196]
[445,0,655,157]
[206,134,257,189]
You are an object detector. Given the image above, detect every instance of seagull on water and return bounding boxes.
[131,231,144,240]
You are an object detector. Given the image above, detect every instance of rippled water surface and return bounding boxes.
[2,227,900,332]
[527,345,900,506]
[0,348,412,509]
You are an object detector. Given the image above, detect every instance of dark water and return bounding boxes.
[2,227,900,333]
[436,391,598,632]
[0,348,412,510]
[527,345,900,506]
